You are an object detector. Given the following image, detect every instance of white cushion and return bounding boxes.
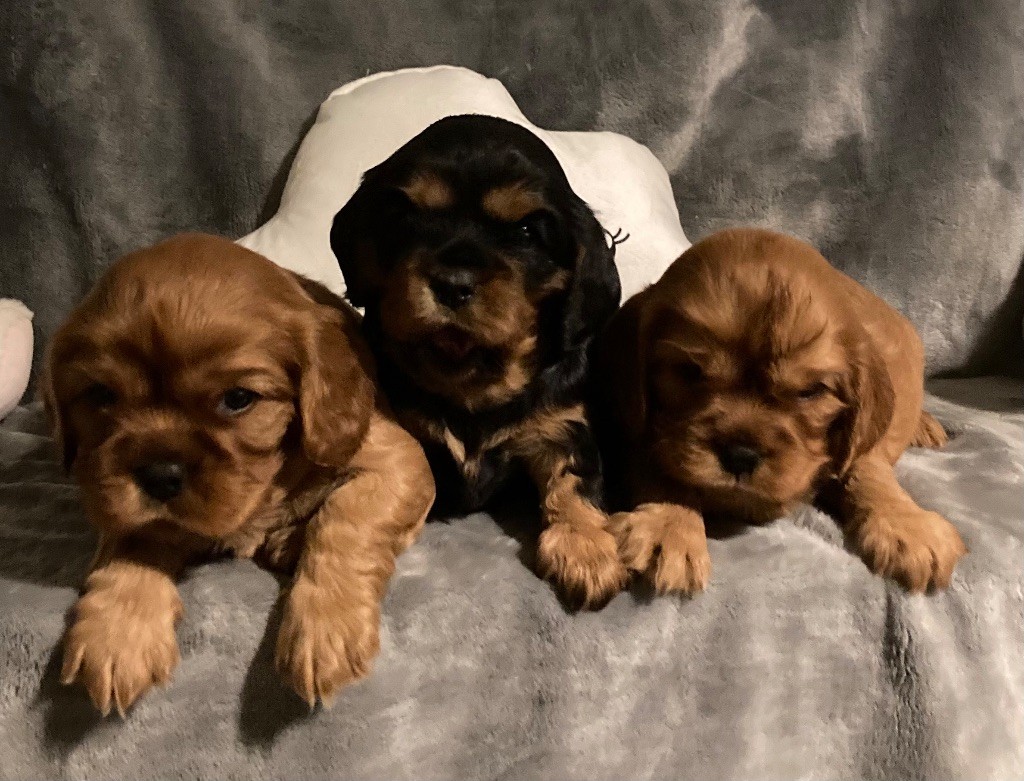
[238,65,689,303]
[0,300,33,420]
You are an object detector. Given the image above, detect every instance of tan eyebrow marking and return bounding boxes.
[400,171,454,210]
[482,181,545,222]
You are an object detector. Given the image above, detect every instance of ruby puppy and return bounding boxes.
[599,228,966,594]
[43,234,435,714]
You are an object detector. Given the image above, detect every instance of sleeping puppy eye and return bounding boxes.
[82,383,117,408]
[218,387,260,416]
[797,382,829,400]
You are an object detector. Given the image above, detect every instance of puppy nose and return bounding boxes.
[428,267,477,309]
[716,443,762,479]
[134,460,186,501]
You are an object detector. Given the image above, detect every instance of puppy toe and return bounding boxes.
[651,522,711,596]
[275,622,317,707]
[276,584,380,706]
[614,504,709,596]
[854,509,966,592]
[60,638,87,686]
[929,518,968,590]
[83,658,116,717]
[537,522,627,609]
[112,665,145,718]
[61,605,180,716]
[609,510,661,573]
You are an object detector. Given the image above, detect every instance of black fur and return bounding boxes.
[331,114,620,515]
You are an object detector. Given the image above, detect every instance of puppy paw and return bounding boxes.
[275,581,380,707]
[61,592,181,716]
[912,411,948,449]
[853,507,966,592]
[610,503,710,595]
[537,522,627,609]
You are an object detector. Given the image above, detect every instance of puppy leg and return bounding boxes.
[61,535,187,716]
[522,425,627,609]
[842,456,966,591]
[276,412,434,706]
[610,502,710,595]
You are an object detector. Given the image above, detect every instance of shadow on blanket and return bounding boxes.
[33,567,317,751]
[36,613,106,757]
[237,575,315,748]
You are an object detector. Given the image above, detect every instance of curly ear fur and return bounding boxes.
[598,288,655,442]
[833,331,896,475]
[330,182,385,308]
[561,199,622,351]
[297,304,376,469]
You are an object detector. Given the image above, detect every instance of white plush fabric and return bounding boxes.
[238,65,689,302]
[0,300,33,421]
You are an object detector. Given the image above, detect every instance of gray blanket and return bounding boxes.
[1,1,1022,779]
[1,382,1022,780]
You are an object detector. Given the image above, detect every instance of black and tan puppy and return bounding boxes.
[330,114,627,607]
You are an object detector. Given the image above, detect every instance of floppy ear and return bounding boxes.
[597,288,655,442]
[40,335,76,472]
[833,332,896,475]
[330,180,387,308]
[297,305,375,469]
[561,199,622,351]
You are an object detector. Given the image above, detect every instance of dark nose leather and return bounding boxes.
[134,460,186,501]
[428,267,477,309]
[716,443,761,478]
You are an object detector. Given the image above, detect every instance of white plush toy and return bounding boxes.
[0,300,33,420]
[239,65,689,302]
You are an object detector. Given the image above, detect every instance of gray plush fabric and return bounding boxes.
[1,380,1022,779]
[0,0,1021,379]
[1,1,1023,779]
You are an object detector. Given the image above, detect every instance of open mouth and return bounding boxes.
[417,326,507,380]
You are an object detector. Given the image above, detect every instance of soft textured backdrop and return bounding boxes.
[0,2,1022,780]
[1,0,1021,379]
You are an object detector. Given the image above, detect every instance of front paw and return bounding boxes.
[275,581,380,707]
[852,507,966,592]
[61,593,182,716]
[610,503,710,595]
[537,522,627,609]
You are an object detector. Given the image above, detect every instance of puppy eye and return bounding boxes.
[513,214,550,248]
[797,382,829,400]
[218,387,260,416]
[675,361,704,384]
[81,383,117,408]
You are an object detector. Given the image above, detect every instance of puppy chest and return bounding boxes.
[418,424,519,511]
[214,469,342,568]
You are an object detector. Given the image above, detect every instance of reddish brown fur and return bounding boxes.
[601,228,965,594]
[44,234,435,713]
